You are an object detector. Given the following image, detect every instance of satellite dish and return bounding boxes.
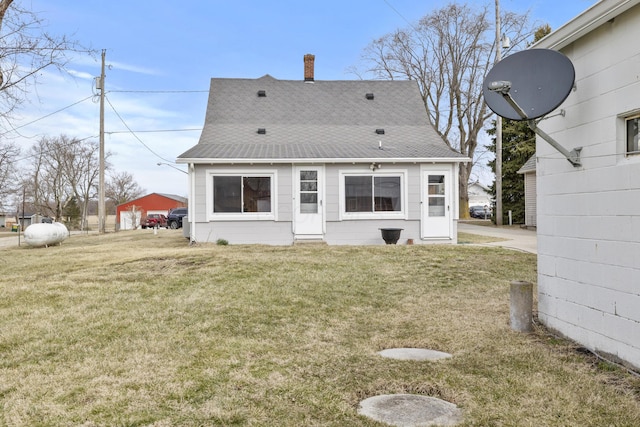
[483,49,575,121]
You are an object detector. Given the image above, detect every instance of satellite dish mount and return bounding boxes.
[484,49,581,167]
[490,84,582,166]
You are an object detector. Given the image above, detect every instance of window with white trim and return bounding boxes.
[343,174,403,215]
[626,115,640,155]
[210,173,274,217]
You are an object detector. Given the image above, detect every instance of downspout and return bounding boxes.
[189,163,196,243]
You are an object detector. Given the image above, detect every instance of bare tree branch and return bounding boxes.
[0,139,19,209]
[27,135,110,227]
[106,171,146,206]
[0,1,94,124]
[354,2,531,217]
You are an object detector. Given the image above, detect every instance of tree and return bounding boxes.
[64,138,102,230]
[486,119,535,223]
[106,171,145,205]
[62,195,81,229]
[486,24,551,224]
[29,135,75,220]
[0,0,89,122]
[27,135,107,227]
[355,2,531,217]
[0,140,19,209]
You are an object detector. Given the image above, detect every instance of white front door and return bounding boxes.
[421,170,452,239]
[294,166,324,239]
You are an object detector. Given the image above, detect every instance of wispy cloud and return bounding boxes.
[108,60,162,76]
[67,54,162,77]
[68,69,95,80]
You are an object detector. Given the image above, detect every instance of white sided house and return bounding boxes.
[177,55,468,245]
[517,155,537,228]
[533,0,640,369]
[468,181,492,209]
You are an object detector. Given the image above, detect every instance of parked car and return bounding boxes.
[141,213,168,229]
[167,207,187,229]
[469,205,490,219]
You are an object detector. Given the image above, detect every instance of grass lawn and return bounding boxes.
[1,231,639,426]
[456,231,507,244]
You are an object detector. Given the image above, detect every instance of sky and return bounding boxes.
[7,0,598,198]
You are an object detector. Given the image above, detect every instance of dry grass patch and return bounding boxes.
[0,231,639,426]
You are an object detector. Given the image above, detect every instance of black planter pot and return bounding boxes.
[379,228,403,245]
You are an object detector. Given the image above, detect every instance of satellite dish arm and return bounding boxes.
[527,120,582,167]
[490,84,581,167]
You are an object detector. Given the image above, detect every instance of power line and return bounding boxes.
[382,0,419,32]
[104,94,173,163]
[0,95,94,138]
[2,88,205,139]
[107,128,201,134]
[12,135,99,163]
[110,89,208,94]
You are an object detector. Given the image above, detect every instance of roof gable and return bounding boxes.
[517,155,537,174]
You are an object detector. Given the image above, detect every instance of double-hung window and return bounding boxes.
[626,115,640,155]
[209,172,275,220]
[343,173,404,218]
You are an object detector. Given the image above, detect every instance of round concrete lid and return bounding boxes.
[378,348,453,361]
[358,394,463,426]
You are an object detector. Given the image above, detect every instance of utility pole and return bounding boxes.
[495,0,503,226]
[98,49,106,233]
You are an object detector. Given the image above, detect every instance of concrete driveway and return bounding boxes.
[458,221,537,254]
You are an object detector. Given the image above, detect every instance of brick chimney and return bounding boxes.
[304,54,315,82]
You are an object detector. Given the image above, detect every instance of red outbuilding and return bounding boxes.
[116,193,187,230]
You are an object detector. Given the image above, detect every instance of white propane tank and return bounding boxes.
[24,222,69,247]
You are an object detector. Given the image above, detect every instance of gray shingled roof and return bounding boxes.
[517,155,537,174]
[178,75,466,163]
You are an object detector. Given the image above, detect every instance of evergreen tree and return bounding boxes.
[487,120,535,223]
[63,196,81,229]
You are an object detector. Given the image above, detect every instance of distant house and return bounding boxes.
[177,55,468,245]
[17,213,38,228]
[533,0,640,369]
[0,212,15,228]
[116,193,187,230]
[517,155,536,228]
[467,181,491,208]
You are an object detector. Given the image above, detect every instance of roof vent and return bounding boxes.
[257,128,266,134]
[366,93,374,100]
[257,90,266,97]
[375,128,385,135]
